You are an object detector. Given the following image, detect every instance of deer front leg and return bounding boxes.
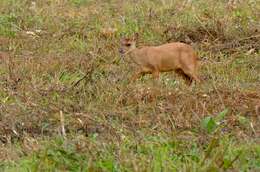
[131,71,144,82]
[130,67,151,82]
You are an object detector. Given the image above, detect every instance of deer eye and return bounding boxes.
[126,43,131,47]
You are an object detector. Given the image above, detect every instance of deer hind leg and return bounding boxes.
[175,69,192,85]
[181,67,200,85]
[152,69,160,80]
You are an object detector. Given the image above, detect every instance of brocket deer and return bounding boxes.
[119,33,200,84]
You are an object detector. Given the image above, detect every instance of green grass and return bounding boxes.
[1,136,260,171]
[0,0,259,171]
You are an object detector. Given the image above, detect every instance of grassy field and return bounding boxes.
[0,0,260,171]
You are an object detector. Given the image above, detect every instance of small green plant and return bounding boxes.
[201,109,228,134]
[0,14,18,37]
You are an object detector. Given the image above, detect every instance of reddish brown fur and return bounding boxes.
[119,33,200,84]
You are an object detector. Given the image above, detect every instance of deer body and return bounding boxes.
[120,34,200,84]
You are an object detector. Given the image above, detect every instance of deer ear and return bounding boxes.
[133,32,139,41]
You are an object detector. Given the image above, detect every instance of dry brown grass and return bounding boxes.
[0,0,259,171]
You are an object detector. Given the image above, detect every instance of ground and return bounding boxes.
[0,0,259,171]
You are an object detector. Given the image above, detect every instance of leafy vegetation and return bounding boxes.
[0,0,259,171]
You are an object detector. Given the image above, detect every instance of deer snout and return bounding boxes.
[119,48,125,56]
